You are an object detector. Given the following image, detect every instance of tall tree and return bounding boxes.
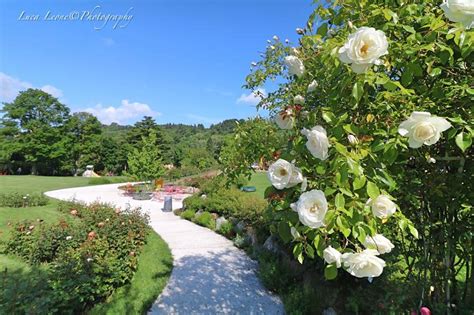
[0,89,70,175]
[126,116,172,163]
[63,112,102,175]
[125,131,165,182]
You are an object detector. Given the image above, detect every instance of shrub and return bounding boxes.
[225,0,473,311]
[183,188,267,224]
[217,221,234,237]
[193,211,215,230]
[3,201,150,313]
[0,192,48,207]
[180,209,196,220]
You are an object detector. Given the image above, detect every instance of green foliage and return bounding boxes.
[125,131,166,182]
[0,89,70,175]
[220,118,285,182]
[0,192,48,208]
[217,221,234,237]
[193,211,216,230]
[183,187,268,224]
[238,0,473,311]
[180,209,196,220]
[2,201,150,313]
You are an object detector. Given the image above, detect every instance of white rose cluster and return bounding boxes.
[267,12,458,281]
[338,27,388,73]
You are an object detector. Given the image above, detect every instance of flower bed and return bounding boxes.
[2,201,151,313]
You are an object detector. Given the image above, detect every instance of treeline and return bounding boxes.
[0,88,241,176]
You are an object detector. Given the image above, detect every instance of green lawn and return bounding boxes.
[247,171,270,199]
[0,175,172,313]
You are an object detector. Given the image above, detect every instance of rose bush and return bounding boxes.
[229,0,472,311]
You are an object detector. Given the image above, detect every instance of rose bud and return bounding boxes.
[70,209,78,216]
[88,231,96,240]
[97,222,105,228]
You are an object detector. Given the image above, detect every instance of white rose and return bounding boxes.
[363,234,395,254]
[323,246,342,268]
[274,109,294,130]
[441,0,474,29]
[342,249,386,278]
[290,189,327,229]
[267,159,303,190]
[398,111,452,149]
[307,80,318,92]
[284,56,305,77]
[294,95,305,104]
[273,35,280,41]
[301,126,330,160]
[368,195,397,219]
[338,27,388,73]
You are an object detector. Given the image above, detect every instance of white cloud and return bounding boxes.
[0,72,33,102]
[0,72,63,102]
[236,88,266,105]
[84,99,161,125]
[40,85,63,99]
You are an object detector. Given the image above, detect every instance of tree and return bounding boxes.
[0,89,70,175]
[125,131,165,182]
[63,112,102,175]
[126,116,172,163]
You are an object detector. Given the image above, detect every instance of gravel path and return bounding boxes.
[45,183,284,315]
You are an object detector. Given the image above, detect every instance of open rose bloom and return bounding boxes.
[440,0,474,29]
[267,159,303,190]
[342,249,386,278]
[339,27,388,73]
[291,189,328,228]
[398,111,452,148]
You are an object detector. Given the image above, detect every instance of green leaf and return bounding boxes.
[402,25,416,34]
[305,244,315,259]
[293,243,304,264]
[317,23,328,37]
[352,81,364,103]
[278,221,292,243]
[324,264,338,280]
[335,193,345,210]
[353,175,367,190]
[429,67,442,77]
[408,224,419,239]
[366,181,380,199]
[455,131,472,152]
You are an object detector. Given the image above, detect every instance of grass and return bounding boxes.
[247,171,270,199]
[0,175,171,313]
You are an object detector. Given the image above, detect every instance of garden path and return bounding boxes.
[45,183,284,314]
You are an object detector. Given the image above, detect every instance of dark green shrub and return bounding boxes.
[0,192,48,207]
[180,209,196,220]
[194,211,215,230]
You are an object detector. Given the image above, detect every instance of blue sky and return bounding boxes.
[0,0,314,126]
